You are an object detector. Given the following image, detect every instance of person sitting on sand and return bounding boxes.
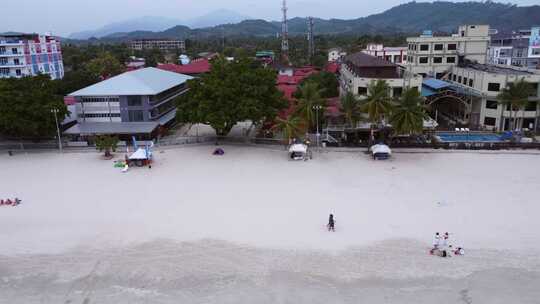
[430,248,448,257]
[327,214,335,232]
[454,247,465,256]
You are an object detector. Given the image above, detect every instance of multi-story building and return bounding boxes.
[488,27,540,69]
[446,63,540,131]
[340,52,422,99]
[362,44,407,64]
[328,47,346,62]
[0,33,64,79]
[406,25,490,79]
[130,39,185,52]
[65,67,192,138]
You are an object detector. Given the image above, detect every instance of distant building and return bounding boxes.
[130,39,185,52]
[157,58,211,76]
[340,52,422,99]
[362,44,407,64]
[0,33,64,79]
[406,25,490,79]
[328,47,346,62]
[65,68,192,139]
[488,27,540,69]
[446,63,540,131]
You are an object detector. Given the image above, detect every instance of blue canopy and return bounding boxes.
[423,78,451,90]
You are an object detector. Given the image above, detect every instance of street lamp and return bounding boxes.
[313,105,323,150]
[51,108,63,153]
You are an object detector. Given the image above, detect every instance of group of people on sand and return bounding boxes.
[0,198,22,206]
[431,232,465,257]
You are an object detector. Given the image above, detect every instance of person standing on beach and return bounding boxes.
[433,232,441,248]
[443,232,449,247]
[327,214,335,232]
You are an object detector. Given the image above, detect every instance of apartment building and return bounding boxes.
[130,39,186,52]
[406,25,490,79]
[65,68,192,138]
[0,33,64,79]
[362,44,407,64]
[446,63,540,131]
[488,27,540,69]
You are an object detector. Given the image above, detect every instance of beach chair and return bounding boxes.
[460,128,466,132]
[455,128,460,132]
[464,128,470,132]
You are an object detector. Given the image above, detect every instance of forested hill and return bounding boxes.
[91,1,540,42]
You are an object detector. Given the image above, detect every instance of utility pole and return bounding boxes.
[281,0,289,64]
[51,108,63,153]
[307,17,315,65]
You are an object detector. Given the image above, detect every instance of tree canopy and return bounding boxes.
[0,75,68,138]
[390,88,428,135]
[176,56,287,136]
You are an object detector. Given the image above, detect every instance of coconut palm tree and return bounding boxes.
[295,82,326,131]
[272,115,305,144]
[340,91,362,143]
[360,80,394,144]
[390,88,429,136]
[497,78,534,131]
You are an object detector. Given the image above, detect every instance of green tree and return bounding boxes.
[295,82,326,131]
[86,52,124,79]
[95,135,119,158]
[390,88,428,135]
[361,80,394,127]
[54,68,99,96]
[497,78,534,131]
[0,75,68,138]
[272,115,305,144]
[300,72,339,98]
[176,56,287,136]
[340,91,363,144]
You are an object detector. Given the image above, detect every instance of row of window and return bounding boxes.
[448,73,474,87]
[0,68,22,76]
[81,96,120,103]
[0,46,20,54]
[485,100,537,111]
[408,43,457,52]
[79,113,121,118]
[412,56,456,64]
[358,86,406,97]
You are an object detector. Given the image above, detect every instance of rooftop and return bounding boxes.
[344,52,397,68]
[157,58,211,75]
[69,67,193,97]
[64,122,159,135]
[460,63,539,76]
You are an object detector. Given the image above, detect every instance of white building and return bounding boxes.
[446,64,540,131]
[488,27,540,69]
[362,44,407,64]
[328,47,346,62]
[130,39,186,52]
[0,33,64,79]
[406,25,490,79]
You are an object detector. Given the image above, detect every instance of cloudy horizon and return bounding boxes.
[1,0,538,36]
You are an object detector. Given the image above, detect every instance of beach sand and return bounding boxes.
[1,146,540,303]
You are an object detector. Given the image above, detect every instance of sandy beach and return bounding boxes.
[1,146,540,303]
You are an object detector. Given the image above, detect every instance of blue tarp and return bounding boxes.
[423,78,452,90]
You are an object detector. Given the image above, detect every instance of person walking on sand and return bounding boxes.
[327,214,335,232]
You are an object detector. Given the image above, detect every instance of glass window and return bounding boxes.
[484,117,496,126]
[358,87,367,95]
[128,110,144,122]
[15,69,21,76]
[469,79,474,87]
[127,96,142,106]
[452,74,457,81]
[434,44,443,51]
[486,100,498,109]
[458,76,462,83]
[446,57,456,63]
[420,44,429,51]
[393,87,403,97]
[488,83,500,92]
[525,101,537,111]
[419,57,429,64]
[447,44,457,51]
[463,77,468,85]
[433,57,443,63]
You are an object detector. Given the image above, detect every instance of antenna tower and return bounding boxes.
[307,17,315,64]
[281,0,289,63]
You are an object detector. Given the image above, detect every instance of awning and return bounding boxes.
[64,122,159,136]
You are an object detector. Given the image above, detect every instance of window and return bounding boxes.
[0,46,5,54]
[419,57,429,64]
[11,48,18,54]
[0,68,9,75]
[0,57,7,65]
[484,117,496,126]
[463,77,468,85]
[14,58,20,65]
[452,74,457,81]
[488,83,500,92]
[393,87,403,97]
[532,48,540,56]
[433,57,443,63]
[128,110,144,122]
[486,100,498,109]
[469,79,474,87]
[358,87,367,95]
[127,96,142,106]
[529,83,538,97]
[434,44,443,51]
[15,69,21,76]
[458,76,462,83]
[420,44,429,51]
[446,57,456,63]
[447,44,457,51]
[393,55,401,63]
[525,102,537,111]
[436,73,445,79]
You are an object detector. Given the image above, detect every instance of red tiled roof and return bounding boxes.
[157,59,211,75]
[64,96,76,105]
[325,62,340,74]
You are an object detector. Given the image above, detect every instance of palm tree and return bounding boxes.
[295,82,326,131]
[360,80,394,144]
[390,88,429,136]
[497,78,534,131]
[272,115,305,144]
[95,135,119,159]
[340,91,362,143]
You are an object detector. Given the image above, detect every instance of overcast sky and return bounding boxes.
[1,0,538,36]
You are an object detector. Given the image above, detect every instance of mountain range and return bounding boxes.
[72,1,540,41]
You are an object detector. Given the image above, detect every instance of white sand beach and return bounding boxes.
[1,146,540,303]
